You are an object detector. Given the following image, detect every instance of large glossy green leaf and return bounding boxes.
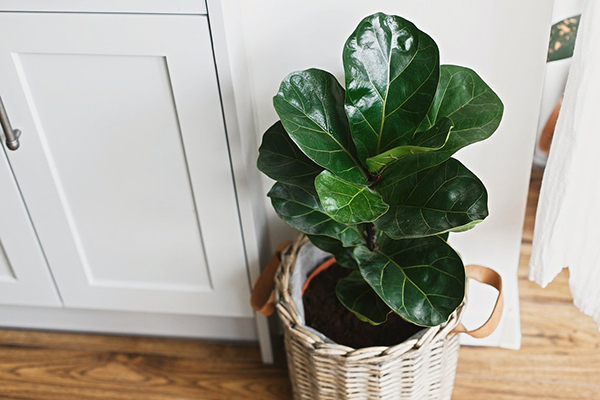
[336,270,392,325]
[344,13,439,162]
[315,170,389,224]
[366,117,453,173]
[257,121,322,187]
[355,235,465,326]
[377,65,502,189]
[375,158,488,239]
[268,182,363,247]
[417,65,503,152]
[307,235,358,269]
[273,69,366,184]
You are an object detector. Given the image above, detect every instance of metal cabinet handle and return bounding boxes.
[0,97,21,151]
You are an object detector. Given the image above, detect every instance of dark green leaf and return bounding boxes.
[344,13,439,161]
[418,65,503,150]
[375,158,488,239]
[315,170,389,224]
[365,117,453,173]
[355,235,465,326]
[378,65,503,185]
[336,270,392,325]
[438,232,450,241]
[307,235,359,269]
[257,121,322,187]
[273,69,366,184]
[268,182,363,247]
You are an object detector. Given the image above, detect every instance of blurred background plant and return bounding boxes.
[547,15,580,62]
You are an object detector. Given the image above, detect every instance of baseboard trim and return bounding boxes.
[0,304,258,341]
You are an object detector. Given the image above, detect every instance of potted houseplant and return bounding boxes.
[253,12,504,400]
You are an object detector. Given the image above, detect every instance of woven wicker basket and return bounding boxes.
[252,234,503,400]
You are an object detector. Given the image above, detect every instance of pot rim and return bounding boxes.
[301,256,336,295]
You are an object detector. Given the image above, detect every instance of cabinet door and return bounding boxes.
[0,147,60,306]
[0,13,252,317]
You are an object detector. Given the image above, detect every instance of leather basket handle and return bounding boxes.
[250,241,290,316]
[451,264,504,338]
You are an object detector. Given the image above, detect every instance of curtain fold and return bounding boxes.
[529,0,600,328]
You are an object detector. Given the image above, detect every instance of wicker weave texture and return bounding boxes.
[275,235,463,400]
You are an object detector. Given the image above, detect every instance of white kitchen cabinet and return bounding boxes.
[0,12,253,318]
[0,146,61,306]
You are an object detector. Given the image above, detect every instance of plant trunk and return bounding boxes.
[366,223,378,252]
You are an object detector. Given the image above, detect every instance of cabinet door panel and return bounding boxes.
[0,13,252,317]
[0,148,61,306]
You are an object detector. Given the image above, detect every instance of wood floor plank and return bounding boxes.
[0,345,292,400]
[0,329,263,362]
[457,299,600,384]
[453,376,599,400]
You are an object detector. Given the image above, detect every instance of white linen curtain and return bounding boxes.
[529,0,600,328]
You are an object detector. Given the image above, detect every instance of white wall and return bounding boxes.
[221,0,555,349]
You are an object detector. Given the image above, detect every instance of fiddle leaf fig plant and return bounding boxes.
[258,12,503,327]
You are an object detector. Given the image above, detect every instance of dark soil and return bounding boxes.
[303,262,424,348]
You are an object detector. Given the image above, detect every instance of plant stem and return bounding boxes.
[368,173,381,188]
[366,223,378,252]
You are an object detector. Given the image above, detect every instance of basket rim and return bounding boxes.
[274,234,465,360]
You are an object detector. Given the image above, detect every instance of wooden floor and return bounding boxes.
[0,168,598,400]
